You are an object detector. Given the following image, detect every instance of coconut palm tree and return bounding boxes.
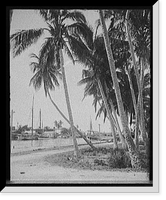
[99,10,143,169]
[125,10,145,148]
[103,9,151,149]
[124,10,151,153]
[10,9,92,159]
[72,26,131,149]
[29,52,97,151]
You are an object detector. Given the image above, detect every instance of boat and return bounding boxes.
[21,135,39,140]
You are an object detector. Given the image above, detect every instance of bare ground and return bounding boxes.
[11,144,150,184]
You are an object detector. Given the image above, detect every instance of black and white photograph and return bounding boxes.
[5,4,159,193]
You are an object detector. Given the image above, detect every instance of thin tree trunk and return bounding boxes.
[98,78,118,149]
[48,91,97,151]
[99,10,143,169]
[59,48,79,159]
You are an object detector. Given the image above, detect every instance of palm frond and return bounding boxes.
[92,93,102,113]
[46,21,57,36]
[30,53,39,60]
[29,51,61,96]
[29,71,43,91]
[67,35,92,67]
[39,38,56,67]
[39,9,60,22]
[63,42,75,64]
[62,10,87,23]
[10,28,44,57]
[68,22,93,46]
[84,80,98,98]
[103,10,115,20]
[95,101,107,122]
[77,77,92,86]
[29,61,40,73]
[93,19,100,42]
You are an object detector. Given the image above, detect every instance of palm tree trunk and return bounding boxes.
[125,10,147,147]
[109,99,127,149]
[48,91,97,151]
[99,10,143,169]
[104,81,127,149]
[125,10,140,94]
[125,67,139,149]
[139,59,147,145]
[98,78,118,149]
[59,48,79,159]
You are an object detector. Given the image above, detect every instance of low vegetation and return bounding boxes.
[45,146,149,172]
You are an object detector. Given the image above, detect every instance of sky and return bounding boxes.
[10,9,112,132]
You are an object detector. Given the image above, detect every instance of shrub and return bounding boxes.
[108,149,132,168]
[94,158,107,166]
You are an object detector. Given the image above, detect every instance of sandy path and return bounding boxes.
[11,145,149,184]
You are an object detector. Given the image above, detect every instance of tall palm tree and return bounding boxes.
[29,52,96,151]
[125,10,151,153]
[103,9,151,149]
[73,26,131,149]
[125,10,145,148]
[10,9,91,159]
[99,10,143,169]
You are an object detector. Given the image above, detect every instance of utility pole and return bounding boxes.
[10,109,15,134]
[10,109,15,152]
[32,95,34,136]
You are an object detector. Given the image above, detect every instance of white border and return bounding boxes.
[3,3,159,193]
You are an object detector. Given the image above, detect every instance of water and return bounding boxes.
[11,138,86,154]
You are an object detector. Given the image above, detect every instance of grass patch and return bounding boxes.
[45,146,149,172]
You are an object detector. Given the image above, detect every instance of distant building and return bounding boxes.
[41,131,57,138]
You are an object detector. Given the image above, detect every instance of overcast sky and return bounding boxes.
[10,9,112,132]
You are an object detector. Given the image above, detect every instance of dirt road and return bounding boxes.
[11,145,149,184]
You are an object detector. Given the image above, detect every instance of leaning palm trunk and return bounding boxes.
[98,78,118,149]
[125,67,139,149]
[99,10,143,169]
[59,48,79,159]
[140,59,146,135]
[104,82,127,149]
[125,10,147,147]
[109,99,127,149]
[48,91,97,151]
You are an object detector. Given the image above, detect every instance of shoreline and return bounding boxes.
[11,140,109,157]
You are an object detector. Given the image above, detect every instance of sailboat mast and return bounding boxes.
[39,109,41,129]
[90,116,92,135]
[32,95,34,135]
